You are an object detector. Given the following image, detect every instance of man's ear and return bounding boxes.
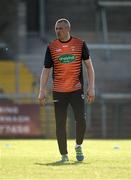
[68,27,71,32]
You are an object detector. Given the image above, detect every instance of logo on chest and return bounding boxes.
[58,54,76,64]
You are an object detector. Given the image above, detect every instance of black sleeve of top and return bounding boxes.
[44,46,53,68]
[82,41,90,60]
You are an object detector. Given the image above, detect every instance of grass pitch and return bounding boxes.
[0,139,131,180]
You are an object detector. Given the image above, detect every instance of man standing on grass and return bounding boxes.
[38,18,95,163]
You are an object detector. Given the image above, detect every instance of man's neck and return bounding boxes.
[59,34,71,42]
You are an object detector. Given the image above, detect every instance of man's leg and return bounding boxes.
[70,90,86,145]
[53,92,69,155]
[70,90,86,161]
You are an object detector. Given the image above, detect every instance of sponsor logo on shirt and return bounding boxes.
[58,54,76,64]
[62,45,68,48]
[75,82,81,88]
[55,48,62,52]
[71,46,75,51]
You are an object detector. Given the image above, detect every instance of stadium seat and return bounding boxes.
[0,60,35,94]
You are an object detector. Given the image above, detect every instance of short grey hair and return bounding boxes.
[55,18,71,28]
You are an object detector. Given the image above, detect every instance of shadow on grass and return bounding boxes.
[34,161,89,166]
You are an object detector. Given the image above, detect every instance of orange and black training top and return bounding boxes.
[44,37,90,92]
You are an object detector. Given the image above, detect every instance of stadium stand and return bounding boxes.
[0,61,35,94]
[0,0,131,138]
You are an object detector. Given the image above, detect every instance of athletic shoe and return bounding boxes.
[75,146,84,161]
[57,155,69,163]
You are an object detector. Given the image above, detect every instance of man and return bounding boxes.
[38,18,95,163]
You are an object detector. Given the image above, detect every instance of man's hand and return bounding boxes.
[87,88,95,104]
[38,90,46,106]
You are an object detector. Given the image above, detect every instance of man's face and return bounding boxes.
[55,22,70,40]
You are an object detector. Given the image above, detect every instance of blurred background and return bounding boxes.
[0,0,131,139]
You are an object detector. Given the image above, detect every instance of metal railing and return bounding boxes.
[97,1,131,59]
[1,92,131,138]
[100,93,131,138]
[88,44,131,50]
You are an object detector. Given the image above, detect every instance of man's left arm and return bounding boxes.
[84,58,95,104]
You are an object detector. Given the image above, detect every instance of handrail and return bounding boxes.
[0,93,36,99]
[1,93,131,100]
[100,93,131,100]
[88,44,131,50]
[98,1,131,7]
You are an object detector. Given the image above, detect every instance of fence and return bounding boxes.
[100,93,131,138]
[0,93,131,138]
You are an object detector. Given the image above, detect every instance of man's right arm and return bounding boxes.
[38,46,53,105]
[38,67,50,105]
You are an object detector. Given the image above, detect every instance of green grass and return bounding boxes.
[0,140,131,180]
